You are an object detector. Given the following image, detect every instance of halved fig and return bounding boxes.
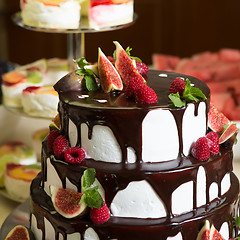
[4,225,35,240]
[196,220,210,240]
[50,185,87,218]
[98,47,123,93]
[219,123,238,144]
[209,224,225,240]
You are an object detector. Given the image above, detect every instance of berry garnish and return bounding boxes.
[135,84,158,104]
[47,130,60,153]
[191,137,210,161]
[136,60,148,75]
[125,75,145,98]
[169,77,186,96]
[206,131,220,155]
[53,135,69,159]
[64,147,86,164]
[90,201,110,224]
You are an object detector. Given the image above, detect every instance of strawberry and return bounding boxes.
[64,147,86,164]
[136,60,148,75]
[125,75,145,97]
[53,135,69,159]
[191,137,210,161]
[135,84,158,104]
[47,130,60,153]
[90,201,110,224]
[206,131,220,155]
[169,77,186,96]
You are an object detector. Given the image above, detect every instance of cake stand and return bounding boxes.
[0,200,30,239]
[12,12,137,61]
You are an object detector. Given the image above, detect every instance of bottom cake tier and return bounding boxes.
[30,173,240,240]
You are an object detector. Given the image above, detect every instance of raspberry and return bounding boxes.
[64,147,86,164]
[107,56,115,65]
[125,75,145,98]
[53,135,69,159]
[47,130,60,153]
[136,60,148,75]
[206,131,219,155]
[169,77,186,96]
[191,137,210,161]
[90,201,110,224]
[135,84,158,104]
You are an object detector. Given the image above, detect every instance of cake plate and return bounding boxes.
[12,12,138,61]
[0,200,30,239]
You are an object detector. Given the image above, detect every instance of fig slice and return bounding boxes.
[113,41,145,86]
[98,47,123,93]
[50,185,87,218]
[208,104,230,132]
[219,122,238,144]
[4,225,35,240]
[196,220,210,240]
[209,224,225,240]
[54,70,84,93]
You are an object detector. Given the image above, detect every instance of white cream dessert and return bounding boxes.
[20,0,81,29]
[27,43,239,240]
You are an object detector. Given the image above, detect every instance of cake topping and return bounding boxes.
[64,147,86,164]
[53,135,70,159]
[219,123,238,144]
[50,185,87,219]
[206,131,220,155]
[47,130,60,153]
[169,78,206,108]
[90,201,110,224]
[191,137,210,161]
[134,83,158,104]
[4,225,36,240]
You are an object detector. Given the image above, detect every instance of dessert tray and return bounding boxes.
[0,200,29,239]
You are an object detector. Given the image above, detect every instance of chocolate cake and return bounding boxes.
[29,43,239,240]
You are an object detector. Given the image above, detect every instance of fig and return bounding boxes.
[4,225,35,240]
[98,47,123,93]
[208,104,230,132]
[196,220,210,240]
[50,185,87,218]
[209,224,225,240]
[113,41,145,86]
[219,123,238,144]
[54,70,84,93]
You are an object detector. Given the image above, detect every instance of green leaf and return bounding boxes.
[84,186,103,208]
[82,168,96,191]
[85,75,99,91]
[235,216,240,228]
[74,57,90,69]
[168,93,186,108]
[75,69,85,76]
[190,87,207,100]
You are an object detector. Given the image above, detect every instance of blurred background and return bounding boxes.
[2,0,240,65]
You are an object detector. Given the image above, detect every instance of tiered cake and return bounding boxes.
[28,42,239,240]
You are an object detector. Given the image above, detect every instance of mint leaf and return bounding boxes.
[84,186,103,208]
[74,57,99,91]
[169,93,186,108]
[82,168,96,191]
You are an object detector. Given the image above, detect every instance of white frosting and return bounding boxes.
[142,109,179,162]
[89,1,133,27]
[219,222,229,240]
[67,233,81,240]
[69,118,78,147]
[127,147,137,163]
[45,217,55,240]
[172,181,193,215]
[84,228,99,240]
[110,180,167,218]
[209,182,218,201]
[221,173,231,195]
[81,123,122,163]
[197,166,206,207]
[31,214,42,240]
[21,0,81,29]
[182,102,206,155]
[167,233,183,240]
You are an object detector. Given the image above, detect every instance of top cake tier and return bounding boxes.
[56,69,210,164]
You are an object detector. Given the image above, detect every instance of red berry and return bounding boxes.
[53,135,69,159]
[135,84,158,104]
[47,130,60,153]
[169,77,186,96]
[90,201,110,224]
[107,56,115,65]
[64,147,86,164]
[136,60,148,75]
[206,131,219,155]
[125,75,144,98]
[191,137,210,161]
